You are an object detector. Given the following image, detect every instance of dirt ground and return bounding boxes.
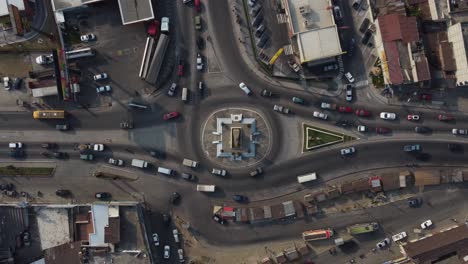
[0,53,33,77]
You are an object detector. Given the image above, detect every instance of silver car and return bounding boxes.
[163,245,170,259]
[376,238,390,248]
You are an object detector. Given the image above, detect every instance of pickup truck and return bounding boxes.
[287,60,301,73]
[182,158,199,168]
[320,102,337,110]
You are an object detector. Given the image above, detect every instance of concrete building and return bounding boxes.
[283,0,343,65]
[402,224,468,263]
[447,22,468,86]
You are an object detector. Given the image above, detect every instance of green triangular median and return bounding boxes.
[302,123,356,152]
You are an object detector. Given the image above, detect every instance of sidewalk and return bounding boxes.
[228,0,342,97]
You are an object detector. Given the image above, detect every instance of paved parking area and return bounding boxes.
[62,1,156,107]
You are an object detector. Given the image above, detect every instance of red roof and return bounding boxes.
[379,14,419,43]
[384,41,404,85]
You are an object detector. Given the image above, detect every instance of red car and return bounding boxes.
[438,114,454,121]
[163,111,180,120]
[177,59,184,76]
[407,114,420,121]
[355,109,371,117]
[375,127,391,134]
[195,0,201,12]
[338,106,353,113]
[419,93,432,101]
[147,20,160,37]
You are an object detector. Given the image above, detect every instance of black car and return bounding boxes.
[0,183,14,191]
[361,30,372,45]
[448,143,463,152]
[95,192,111,199]
[52,152,66,159]
[415,152,430,161]
[232,195,248,203]
[56,124,69,131]
[10,150,24,158]
[414,126,431,134]
[336,120,351,127]
[41,143,57,149]
[256,34,268,48]
[359,18,370,33]
[163,213,171,225]
[22,231,31,247]
[13,78,22,89]
[55,189,71,197]
[170,192,181,204]
[196,37,205,49]
[408,197,422,208]
[181,173,196,181]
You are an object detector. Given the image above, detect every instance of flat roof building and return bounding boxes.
[283,0,343,64]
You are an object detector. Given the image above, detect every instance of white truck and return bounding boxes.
[35,55,53,65]
[182,158,199,168]
[131,159,149,168]
[196,184,215,192]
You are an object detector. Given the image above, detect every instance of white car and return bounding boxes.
[238,82,252,95]
[152,233,159,246]
[178,248,185,263]
[80,33,96,42]
[3,77,10,90]
[392,231,407,242]
[161,17,169,32]
[313,111,328,120]
[93,73,108,81]
[96,85,111,94]
[8,142,22,149]
[376,238,390,249]
[93,144,104,151]
[345,85,353,101]
[421,220,433,229]
[173,229,180,243]
[340,147,356,156]
[108,158,124,166]
[163,245,170,259]
[212,168,227,176]
[196,53,204,71]
[380,112,396,120]
[452,128,468,135]
[35,55,53,65]
[357,125,366,132]
[273,105,290,114]
[320,102,334,109]
[345,72,355,83]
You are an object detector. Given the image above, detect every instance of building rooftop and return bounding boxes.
[89,204,109,247]
[403,225,468,263]
[0,0,24,16]
[51,0,100,12]
[379,14,419,43]
[449,0,468,13]
[117,0,154,25]
[44,241,82,264]
[285,0,342,63]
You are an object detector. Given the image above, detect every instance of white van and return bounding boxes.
[158,167,173,175]
[197,184,215,192]
[297,172,317,184]
[181,87,188,102]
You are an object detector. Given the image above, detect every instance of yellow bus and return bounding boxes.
[33,110,66,119]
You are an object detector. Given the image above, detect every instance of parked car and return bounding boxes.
[178,249,185,263]
[391,231,407,242]
[261,89,273,97]
[438,114,454,121]
[95,192,111,199]
[212,214,226,225]
[338,106,353,113]
[171,192,181,204]
[194,15,201,30]
[196,37,204,49]
[452,128,468,135]
[333,6,343,20]
[421,220,433,229]
[448,143,463,152]
[256,33,268,48]
[408,197,422,207]
[357,125,366,132]
[80,33,96,42]
[147,19,160,37]
[212,168,227,176]
[273,105,290,114]
[313,111,328,120]
[375,127,391,134]
[164,245,170,259]
[22,231,31,247]
[93,144,104,151]
[181,173,196,181]
[292,97,305,104]
[238,82,252,95]
[161,17,169,32]
[93,73,108,81]
[108,158,124,166]
[250,5,262,17]
[3,76,10,90]
[167,82,177,96]
[361,30,372,45]
[12,77,21,90]
[340,147,356,156]
[96,85,111,94]
[354,109,370,117]
[345,85,353,101]
[414,126,431,134]
[288,60,301,73]
[196,53,204,71]
[232,194,248,202]
[403,144,421,152]
[380,112,396,120]
[344,72,355,83]
[359,18,370,33]
[376,238,390,249]
[249,167,263,177]
[407,114,420,121]
[163,111,180,120]
[55,189,71,197]
[321,102,336,110]
[152,233,159,246]
[255,24,266,37]
[323,64,338,72]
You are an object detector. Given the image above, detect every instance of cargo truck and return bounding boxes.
[302,229,334,241]
[33,110,66,119]
[182,158,199,168]
[131,159,149,168]
[297,173,317,184]
[196,184,215,192]
[347,222,379,235]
